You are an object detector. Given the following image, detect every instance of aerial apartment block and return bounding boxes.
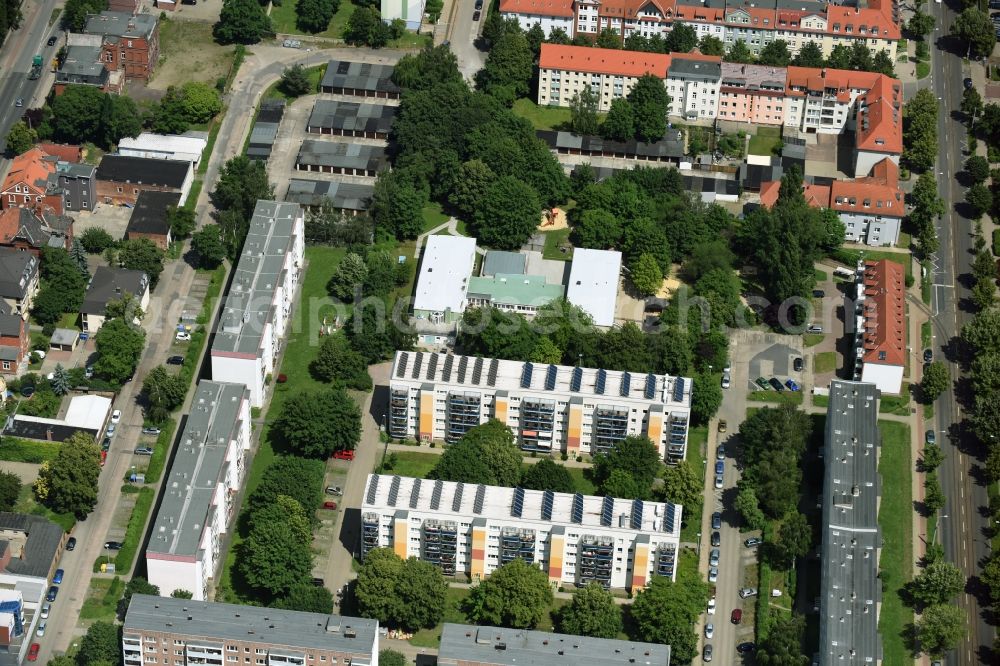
[210,201,304,407]
[387,351,692,462]
[850,259,905,394]
[438,624,671,666]
[504,0,899,58]
[122,595,379,666]
[361,474,682,590]
[818,381,882,666]
[145,382,251,601]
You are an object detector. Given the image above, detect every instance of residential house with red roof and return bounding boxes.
[0,148,64,215]
[853,73,903,176]
[538,44,671,111]
[0,208,74,255]
[501,0,576,34]
[851,259,905,394]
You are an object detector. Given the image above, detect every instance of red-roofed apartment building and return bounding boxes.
[538,44,671,111]
[760,157,903,246]
[851,259,905,394]
[502,0,899,58]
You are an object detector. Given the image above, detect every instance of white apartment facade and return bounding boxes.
[361,474,682,590]
[145,381,251,600]
[388,351,693,463]
[501,0,576,34]
[537,44,670,112]
[210,201,304,407]
[666,55,721,121]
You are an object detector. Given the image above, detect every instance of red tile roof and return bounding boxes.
[36,143,82,163]
[760,158,903,216]
[861,259,905,368]
[1,148,57,196]
[855,75,903,154]
[539,43,671,78]
[499,0,575,17]
[825,5,900,40]
[759,180,831,209]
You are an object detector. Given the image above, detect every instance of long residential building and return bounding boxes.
[122,595,379,666]
[438,624,671,666]
[145,381,251,601]
[388,350,692,462]
[850,259,905,394]
[819,380,882,666]
[503,0,899,58]
[361,474,682,590]
[210,201,304,407]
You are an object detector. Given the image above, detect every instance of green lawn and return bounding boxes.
[14,484,76,532]
[803,333,824,348]
[877,420,914,666]
[748,127,782,155]
[93,487,154,575]
[921,321,932,350]
[814,269,828,282]
[57,312,80,330]
[879,383,911,416]
[511,99,574,131]
[813,352,837,374]
[0,437,61,464]
[565,466,596,495]
[422,202,450,233]
[263,64,327,102]
[270,0,356,39]
[748,390,803,405]
[812,394,829,409]
[542,228,573,261]
[833,248,912,281]
[680,426,708,542]
[378,450,440,477]
[80,577,124,621]
[916,61,930,79]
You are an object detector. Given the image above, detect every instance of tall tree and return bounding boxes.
[5,121,36,154]
[274,387,361,458]
[664,22,697,53]
[661,459,702,508]
[76,621,121,666]
[191,224,227,269]
[593,436,662,499]
[697,34,725,56]
[296,0,339,33]
[238,517,313,597]
[0,471,21,512]
[246,456,325,515]
[758,39,791,66]
[118,238,164,287]
[93,318,145,384]
[569,88,600,135]
[520,458,575,493]
[952,8,997,58]
[914,604,965,657]
[476,30,534,103]
[311,333,372,390]
[595,27,621,49]
[370,170,427,240]
[272,584,334,614]
[627,74,670,142]
[214,0,271,44]
[602,98,635,142]
[558,583,623,638]
[465,558,554,629]
[792,41,825,67]
[756,614,808,666]
[474,176,542,250]
[34,433,101,518]
[907,560,966,607]
[630,574,709,664]
[211,156,274,254]
[726,39,754,64]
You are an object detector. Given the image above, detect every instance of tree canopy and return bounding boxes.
[557,583,623,639]
[34,434,101,518]
[430,420,523,487]
[465,558,554,629]
[356,549,448,630]
[274,388,361,458]
[214,0,271,44]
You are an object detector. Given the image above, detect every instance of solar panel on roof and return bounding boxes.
[620,372,631,397]
[409,479,421,509]
[571,493,584,524]
[365,476,379,505]
[387,476,401,507]
[411,352,423,379]
[541,491,554,521]
[601,496,614,526]
[457,356,469,383]
[511,487,525,518]
[595,369,607,395]
[395,353,408,378]
[673,377,685,403]
[487,359,499,387]
[426,354,438,381]
[645,373,656,400]
[664,504,676,533]
[442,355,454,382]
[452,483,464,512]
[473,484,486,514]
[545,364,557,390]
[472,357,484,384]
[631,500,643,530]
[430,480,443,510]
[570,367,583,392]
[521,362,533,388]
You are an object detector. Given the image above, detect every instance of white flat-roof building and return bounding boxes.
[388,350,692,462]
[566,248,621,327]
[117,133,208,169]
[145,381,251,601]
[412,235,477,325]
[361,474,681,590]
[210,201,304,407]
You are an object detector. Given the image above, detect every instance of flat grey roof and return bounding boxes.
[296,140,388,172]
[668,56,722,80]
[819,380,883,666]
[321,60,399,95]
[211,201,301,356]
[438,624,670,666]
[81,266,149,315]
[284,179,373,210]
[306,100,396,134]
[84,11,157,39]
[50,328,77,346]
[57,44,107,80]
[146,381,247,559]
[124,595,379,658]
[482,251,527,277]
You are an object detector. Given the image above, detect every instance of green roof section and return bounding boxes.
[467,274,563,308]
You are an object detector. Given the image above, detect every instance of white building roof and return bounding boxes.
[566,248,622,327]
[63,394,112,430]
[413,235,477,315]
[117,133,207,161]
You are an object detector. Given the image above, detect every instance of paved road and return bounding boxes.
[0,0,60,156]
[927,1,995,663]
[446,0,486,81]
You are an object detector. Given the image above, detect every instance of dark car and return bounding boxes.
[711,531,721,547]
[104,541,122,550]
[736,642,756,654]
[474,0,483,7]
[703,644,713,662]
[731,608,742,624]
[311,577,325,587]
[785,379,800,392]
[66,537,76,551]
[793,357,803,372]
[473,9,481,20]
[101,437,111,451]
[965,78,974,90]
[812,289,825,298]
[769,377,785,392]
[46,586,58,602]
[47,35,57,46]
[711,512,722,530]
[923,348,933,363]
[21,386,35,397]
[755,376,770,390]
[166,355,184,365]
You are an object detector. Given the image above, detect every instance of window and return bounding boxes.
[2,361,10,370]
[127,40,133,47]
[117,187,123,193]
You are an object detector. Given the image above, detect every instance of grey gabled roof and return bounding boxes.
[481,251,527,277]
[0,512,64,578]
[306,100,396,134]
[0,247,38,300]
[81,266,149,315]
[321,60,399,95]
[284,179,373,210]
[0,313,22,337]
[295,140,388,172]
[819,380,883,666]
[96,155,190,188]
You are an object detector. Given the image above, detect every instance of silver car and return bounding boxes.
[709,548,720,567]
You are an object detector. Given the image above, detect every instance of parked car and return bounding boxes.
[785,379,800,391]
[714,474,723,489]
[736,642,756,654]
[474,0,483,7]
[738,587,758,598]
[65,537,76,551]
[53,569,63,584]
[744,537,763,548]
[27,644,39,662]
[36,622,45,637]
[721,373,730,389]
[703,644,713,662]
[755,376,770,390]
[716,445,725,460]
[714,461,724,476]
[926,430,936,445]
[924,348,933,363]
[793,357,804,372]
[709,548,720,567]
[142,427,161,435]
[323,501,338,509]
[708,567,718,583]
[965,78,974,90]
[101,437,111,452]
[106,423,116,435]
[175,331,192,342]
[46,586,58,602]
[100,450,107,466]
[40,603,50,619]
[333,450,355,461]
[104,541,122,550]
[704,622,714,638]
[718,419,727,433]
[311,577,325,587]
[711,531,721,547]
[769,377,785,392]
[807,324,823,333]
[111,409,122,424]
[47,35,57,46]
[15,97,22,107]
[707,598,716,615]
[167,355,184,365]
[473,9,481,20]
[812,289,825,298]
[325,486,343,496]
[731,608,743,624]
[711,512,722,530]
[134,447,154,456]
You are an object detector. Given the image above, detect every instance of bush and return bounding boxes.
[993,228,1000,256]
